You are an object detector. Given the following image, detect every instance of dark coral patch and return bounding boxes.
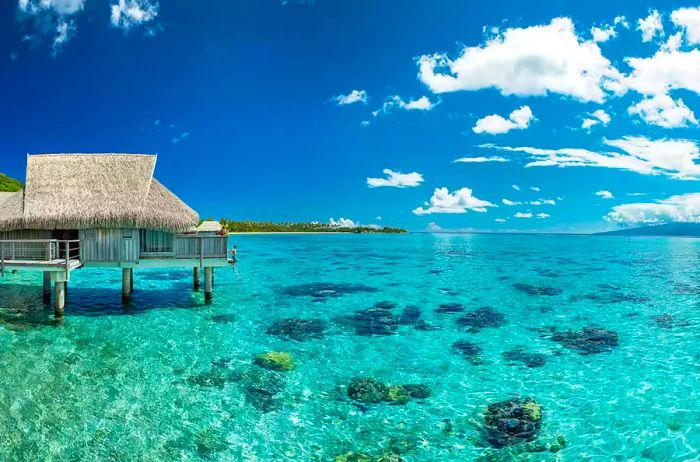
[435,303,465,314]
[346,377,431,405]
[280,282,377,299]
[513,283,562,296]
[483,398,543,448]
[210,313,236,324]
[398,305,422,325]
[652,314,690,329]
[266,318,327,341]
[502,347,547,368]
[341,308,400,336]
[549,327,618,354]
[456,307,506,330]
[373,300,398,310]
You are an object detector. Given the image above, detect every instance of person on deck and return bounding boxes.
[230,245,237,262]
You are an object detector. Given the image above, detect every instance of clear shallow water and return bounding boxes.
[0,233,699,461]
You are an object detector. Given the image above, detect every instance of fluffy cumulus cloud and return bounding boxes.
[514,212,532,218]
[591,16,628,42]
[473,106,534,135]
[596,190,614,199]
[536,213,550,218]
[333,89,367,106]
[581,109,611,130]
[605,193,700,225]
[413,187,494,215]
[367,169,424,188]
[329,217,357,228]
[672,6,700,44]
[110,0,159,30]
[624,50,700,96]
[627,94,698,128]
[637,9,664,42]
[484,136,700,180]
[17,0,86,55]
[417,17,624,103]
[502,198,519,206]
[373,95,436,117]
[454,156,508,163]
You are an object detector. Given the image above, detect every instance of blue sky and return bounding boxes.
[2,0,700,232]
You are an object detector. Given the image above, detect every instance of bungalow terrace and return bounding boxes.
[0,154,229,316]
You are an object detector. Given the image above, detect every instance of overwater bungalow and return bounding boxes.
[0,153,229,316]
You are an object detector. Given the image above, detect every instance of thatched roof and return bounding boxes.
[196,220,223,233]
[0,154,199,232]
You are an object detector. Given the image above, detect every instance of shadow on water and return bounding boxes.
[0,281,209,328]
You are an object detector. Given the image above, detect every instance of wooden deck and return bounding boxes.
[1,258,82,270]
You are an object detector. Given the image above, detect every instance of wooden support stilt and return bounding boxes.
[43,272,51,303]
[204,267,213,302]
[54,281,65,318]
[122,268,132,303]
[193,267,200,290]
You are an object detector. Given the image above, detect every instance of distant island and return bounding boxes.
[219,219,407,234]
[595,222,700,237]
[0,173,22,192]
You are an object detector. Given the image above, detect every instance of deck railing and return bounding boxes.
[0,239,80,273]
[174,234,228,262]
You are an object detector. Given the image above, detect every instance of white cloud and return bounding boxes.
[605,192,700,224]
[373,95,437,116]
[171,132,190,144]
[530,186,540,192]
[628,94,698,128]
[494,218,507,223]
[17,0,85,55]
[484,136,700,180]
[591,17,627,43]
[514,212,533,218]
[367,169,424,188]
[333,89,367,106]
[426,222,443,231]
[637,10,664,42]
[502,198,520,206]
[417,17,624,103]
[662,32,683,52]
[413,187,495,215]
[454,156,508,163]
[536,213,550,219]
[624,50,700,96]
[110,0,159,30]
[671,6,700,45]
[329,217,357,228]
[581,109,611,130]
[591,25,616,43]
[595,190,614,199]
[360,120,370,127]
[473,105,534,135]
[528,199,557,205]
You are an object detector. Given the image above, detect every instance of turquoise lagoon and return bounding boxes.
[0,233,699,461]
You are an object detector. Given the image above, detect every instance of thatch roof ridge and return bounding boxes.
[0,153,198,232]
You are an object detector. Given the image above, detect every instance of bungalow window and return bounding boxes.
[122,229,134,239]
[140,229,174,253]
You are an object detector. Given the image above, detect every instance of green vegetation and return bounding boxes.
[253,351,295,371]
[0,173,22,192]
[218,219,407,234]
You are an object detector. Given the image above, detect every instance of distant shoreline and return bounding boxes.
[227,231,403,235]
